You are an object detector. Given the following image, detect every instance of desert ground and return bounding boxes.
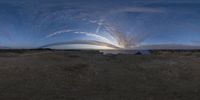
[0,50,200,100]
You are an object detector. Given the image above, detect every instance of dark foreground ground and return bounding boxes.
[0,50,200,100]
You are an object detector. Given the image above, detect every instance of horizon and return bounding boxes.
[1,44,200,51]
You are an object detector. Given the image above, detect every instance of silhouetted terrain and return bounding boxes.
[0,50,200,100]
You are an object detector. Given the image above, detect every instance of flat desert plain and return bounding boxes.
[0,50,200,100]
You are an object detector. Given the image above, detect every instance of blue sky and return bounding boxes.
[0,0,200,49]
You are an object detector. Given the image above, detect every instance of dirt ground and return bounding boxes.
[0,50,200,100]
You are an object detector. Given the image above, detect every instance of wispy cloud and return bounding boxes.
[110,7,164,14]
[45,29,115,46]
[45,30,74,38]
[40,40,121,49]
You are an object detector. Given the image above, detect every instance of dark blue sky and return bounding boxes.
[0,0,200,49]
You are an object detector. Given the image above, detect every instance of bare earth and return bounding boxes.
[0,50,200,100]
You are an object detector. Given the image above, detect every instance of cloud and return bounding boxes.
[110,7,164,14]
[45,30,74,38]
[40,40,121,49]
[45,29,115,46]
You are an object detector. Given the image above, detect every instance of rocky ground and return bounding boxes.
[0,50,200,100]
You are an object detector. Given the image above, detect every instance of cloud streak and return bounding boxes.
[110,7,164,14]
[40,40,121,49]
[45,29,116,46]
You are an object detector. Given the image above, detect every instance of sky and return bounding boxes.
[0,0,200,49]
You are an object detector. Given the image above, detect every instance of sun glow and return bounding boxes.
[45,44,116,50]
[41,21,146,50]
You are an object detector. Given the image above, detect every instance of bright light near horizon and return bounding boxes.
[46,44,116,50]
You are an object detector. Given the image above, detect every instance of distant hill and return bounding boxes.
[135,44,200,50]
[0,46,10,49]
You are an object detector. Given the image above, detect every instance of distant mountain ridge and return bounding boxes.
[135,44,200,50]
[0,46,10,49]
